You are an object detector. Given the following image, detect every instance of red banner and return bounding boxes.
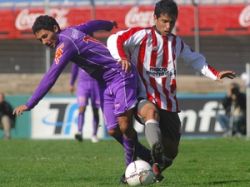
[0,5,249,39]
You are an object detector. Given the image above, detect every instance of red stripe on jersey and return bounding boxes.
[117,27,144,60]
[137,35,153,100]
[162,36,168,68]
[150,29,161,108]
[162,77,172,111]
[170,79,179,111]
[208,65,219,77]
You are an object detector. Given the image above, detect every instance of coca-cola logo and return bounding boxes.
[125,7,154,27]
[239,5,250,27]
[15,8,69,30]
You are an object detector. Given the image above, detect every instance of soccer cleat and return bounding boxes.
[119,173,127,184]
[91,135,99,143]
[152,163,164,182]
[151,142,172,171]
[75,133,83,142]
[151,142,164,164]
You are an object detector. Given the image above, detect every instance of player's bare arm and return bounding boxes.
[13,105,28,116]
[217,71,236,80]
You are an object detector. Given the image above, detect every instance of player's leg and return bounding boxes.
[75,105,86,142]
[75,85,89,142]
[107,117,152,184]
[136,99,164,181]
[158,110,181,171]
[90,81,101,143]
[1,115,11,139]
[91,107,99,143]
[136,100,162,151]
[117,109,137,166]
[101,86,133,164]
[101,97,137,167]
[109,126,151,162]
[111,71,140,167]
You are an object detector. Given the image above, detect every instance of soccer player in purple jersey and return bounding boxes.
[69,20,117,143]
[13,16,152,180]
[70,64,101,143]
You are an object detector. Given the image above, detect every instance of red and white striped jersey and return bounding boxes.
[107,27,219,112]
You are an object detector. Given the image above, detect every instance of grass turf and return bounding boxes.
[0,138,250,187]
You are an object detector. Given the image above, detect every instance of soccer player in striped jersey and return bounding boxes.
[12,16,152,178]
[107,0,236,182]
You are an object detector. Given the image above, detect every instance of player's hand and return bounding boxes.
[69,85,75,94]
[13,105,28,116]
[217,71,236,80]
[118,59,131,72]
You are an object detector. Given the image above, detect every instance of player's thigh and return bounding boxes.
[159,110,181,158]
[77,88,90,107]
[102,87,118,131]
[111,77,137,117]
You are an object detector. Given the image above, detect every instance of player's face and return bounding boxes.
[154,13,176,36]
[35,28,57,48]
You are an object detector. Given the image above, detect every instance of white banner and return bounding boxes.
[31,97,105,140]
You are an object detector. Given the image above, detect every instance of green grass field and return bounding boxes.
[1,138,250,187]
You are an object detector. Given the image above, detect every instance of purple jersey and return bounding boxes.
[25,21,137,129]
[26,26,128,108]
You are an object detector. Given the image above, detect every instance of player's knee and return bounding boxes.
[119,124,130,135]
[138,102,159,122]
[108,129,117,137]
[145,107,159,121]
[79,106,86,113]
[118,117,132,133]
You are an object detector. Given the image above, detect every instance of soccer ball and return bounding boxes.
[125,160,155,186]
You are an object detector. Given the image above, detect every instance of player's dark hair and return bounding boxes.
[32,15,61,34]
[154,0,178,19]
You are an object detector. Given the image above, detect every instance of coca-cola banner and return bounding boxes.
[0,5,249,39]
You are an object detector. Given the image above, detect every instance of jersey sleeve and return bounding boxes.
[178,37,219,80]
[74,20,114,36]
[107,27,146,61]
[70,63,79,86]
[25,40,78,110]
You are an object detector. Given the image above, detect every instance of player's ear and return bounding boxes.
[53,25,59,33]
